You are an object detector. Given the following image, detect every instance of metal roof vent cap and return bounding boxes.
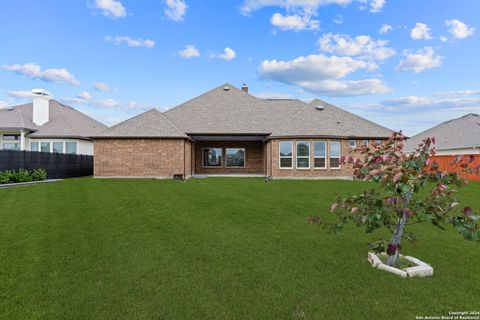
[223,86,230,91]
[315,105,324,110]
[32,88,51,97]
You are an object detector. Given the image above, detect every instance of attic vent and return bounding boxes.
[223,86,230,91]
[315,105,324,110]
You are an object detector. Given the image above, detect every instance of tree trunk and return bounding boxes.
[386,192,412,267]
[386,211,407,267]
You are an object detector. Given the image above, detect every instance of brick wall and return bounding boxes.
[94,139,187,178]
[194,141,264,174]
[184,141,192,178]
[269,138,373,178]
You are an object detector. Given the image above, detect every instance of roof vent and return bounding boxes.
[223,86,230,91]
[315,105,324,110]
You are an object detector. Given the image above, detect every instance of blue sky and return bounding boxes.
[0,0,479,135]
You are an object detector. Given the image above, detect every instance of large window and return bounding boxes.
[3,134,20,141]
[279,141,293,168]
[203,148,222,167]
[41,142,50,153]
[296,141,310,169]
[226,148,245,167]
[329,141,341,169]
[314,141,326,169]
[2,134,20,150]
[66,142,77,154]
[2,143,20,150]
[30,142,39,152]
[52,142,64,153]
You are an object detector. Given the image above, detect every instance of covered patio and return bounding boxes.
[190,135,267,176]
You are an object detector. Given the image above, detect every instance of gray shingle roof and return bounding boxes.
[91,83,392,139]
[164,83,306,134]
[270,99,393,138]
[404,113,480,151]
[0,100,107,139]
[94,108,188,138]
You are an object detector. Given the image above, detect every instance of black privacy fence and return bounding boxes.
[0,150,93,179]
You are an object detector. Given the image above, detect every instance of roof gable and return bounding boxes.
[95,108,188,138]
[404,113,480,151]
[270,99,393,138]
[164,83,306,134]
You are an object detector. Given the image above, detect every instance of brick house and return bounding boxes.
[93,83,392,179]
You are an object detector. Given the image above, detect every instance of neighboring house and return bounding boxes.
[93,83,392,179]
[405,113,480,155]
[0,89,107,155]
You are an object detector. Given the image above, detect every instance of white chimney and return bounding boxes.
[32,89,51,126]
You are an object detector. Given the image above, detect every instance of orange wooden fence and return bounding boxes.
[430,155,480,182]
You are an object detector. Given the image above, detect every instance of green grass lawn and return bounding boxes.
[0,178,479,320]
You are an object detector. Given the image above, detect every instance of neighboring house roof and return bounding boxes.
[0,100,107,139]
[94,108,188,139]
[404,113,480,152]
[164,83,306,134]
[270,99,393,138]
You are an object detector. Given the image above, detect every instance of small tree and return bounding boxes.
[325,132,480,267]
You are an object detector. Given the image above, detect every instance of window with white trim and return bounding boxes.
[314,141,326,169]
[52,142,64,153]
[374,139,382,146]
[296,141,310,169]
[203,148,222,167]
[66,142,77,154]
[41,142,50,153]
[30,142,39,152]
[348,140,356,148]
[362,139,369,146]
[329,141,341,168]
[279,141,293,168]
[2,134,20,150]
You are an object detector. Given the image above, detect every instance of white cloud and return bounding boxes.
[0,101,8,109]
[258,54,387,96]
[433,89,480,98]
[298,79,390,96]
[440,36,448,43]
[179,45,200,59]
[318,33,395,60]
[213,47,237,61]
[105,36,155,48]
[260,54,377,81]
[445,19,475,39]
[93,0,126,19]
[333,14,344,24]
[96,98,119,108]
[7,90,33,98]
[165,0,187,22]
[76,91,92,100]
[410,22,433,40]
[254,92,294,99]
[270,12,319,31]
[240,0,385,14]
[94,82,111,92]
[2,63,80,86]
[379,24,392,34]
[368,0,385,12]
[395,47,442,73]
